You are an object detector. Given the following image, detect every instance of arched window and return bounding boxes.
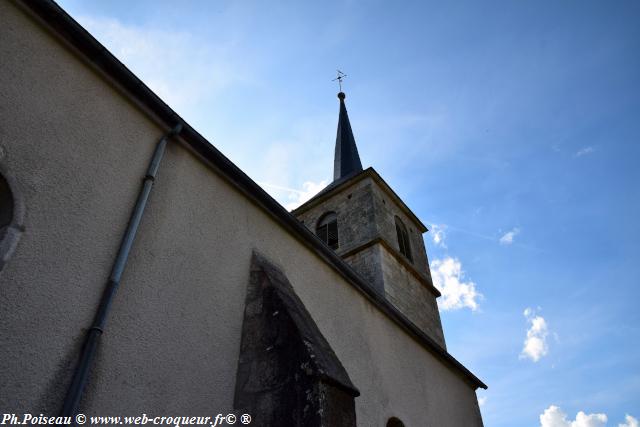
[386,417,405,427]
[316,212,338,250]
[395,216,412,262]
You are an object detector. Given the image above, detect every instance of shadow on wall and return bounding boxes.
[0,162,25,272]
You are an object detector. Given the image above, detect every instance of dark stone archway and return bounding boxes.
[234,251,359,427]
[387,417,406,427]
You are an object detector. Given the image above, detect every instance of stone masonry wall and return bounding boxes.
[369,183,431,279]
[342,245,384,295]
[379,246,446,348]
[295,175,445,346]
[295,178,378,256]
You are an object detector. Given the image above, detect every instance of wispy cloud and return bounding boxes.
[478,396,487,407]
[74,14,250,116]
[429,224,447,248]
[575,146,595,157]
[427,222,540,251]
[620,415,640,427]
[425,220,497,243]
[539,405,637,427]
[430,257,482,311]
[259,180,327,211]
[521,307,549,362]
[499,227,521,245]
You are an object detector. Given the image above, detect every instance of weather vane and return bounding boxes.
[332,69,347,92]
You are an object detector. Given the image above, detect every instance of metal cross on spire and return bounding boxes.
[332,70,347,92]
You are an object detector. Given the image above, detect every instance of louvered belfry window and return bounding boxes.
[316,212,339,250]
[395,216,412,262]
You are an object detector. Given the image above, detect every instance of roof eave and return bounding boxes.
[293,168,429,233]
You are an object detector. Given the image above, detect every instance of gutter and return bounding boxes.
[60,124,182,417]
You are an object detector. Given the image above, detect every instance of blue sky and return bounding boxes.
[56,0,640,425]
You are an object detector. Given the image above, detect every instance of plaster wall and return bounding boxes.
[0,3,484,426]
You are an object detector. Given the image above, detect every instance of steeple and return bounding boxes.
[334,92,363,182]
[293,90,446,349]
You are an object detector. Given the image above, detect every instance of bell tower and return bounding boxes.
[293,92,446,349]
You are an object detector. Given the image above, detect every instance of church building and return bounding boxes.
[0,1,486,425]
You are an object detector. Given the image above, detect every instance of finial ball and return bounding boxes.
[338,92,346,100]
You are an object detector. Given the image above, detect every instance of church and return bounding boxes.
[0,0,486,425]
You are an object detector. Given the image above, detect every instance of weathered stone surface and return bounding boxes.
[234,252,358,427]
[342,245,384,295]
[379,246,445,348]
[294,173,445,348]
[296,178,378,256]
[369,183,432,279]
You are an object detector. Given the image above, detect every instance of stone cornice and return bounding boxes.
[293,168,429,234]
[340,238,441,298]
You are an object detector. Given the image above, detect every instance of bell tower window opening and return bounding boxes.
[316,212,339,250]
[395,216,412,262]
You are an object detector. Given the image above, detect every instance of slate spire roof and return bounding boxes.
[333,92,363,182]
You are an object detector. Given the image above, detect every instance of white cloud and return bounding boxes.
[499,227,520,245]
[575,146,595,157]
[430,257,481,311]
[540,406,637,427]
[429,224,447,248]
[259,180,328,211]
[540,405,607,427]
[520,307,549,362]
[478,396,487,407]
[620,415,639,427]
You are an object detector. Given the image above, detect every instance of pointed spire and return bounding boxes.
[334,92,363,181]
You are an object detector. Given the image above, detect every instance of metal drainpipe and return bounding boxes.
[60,123,183,417]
